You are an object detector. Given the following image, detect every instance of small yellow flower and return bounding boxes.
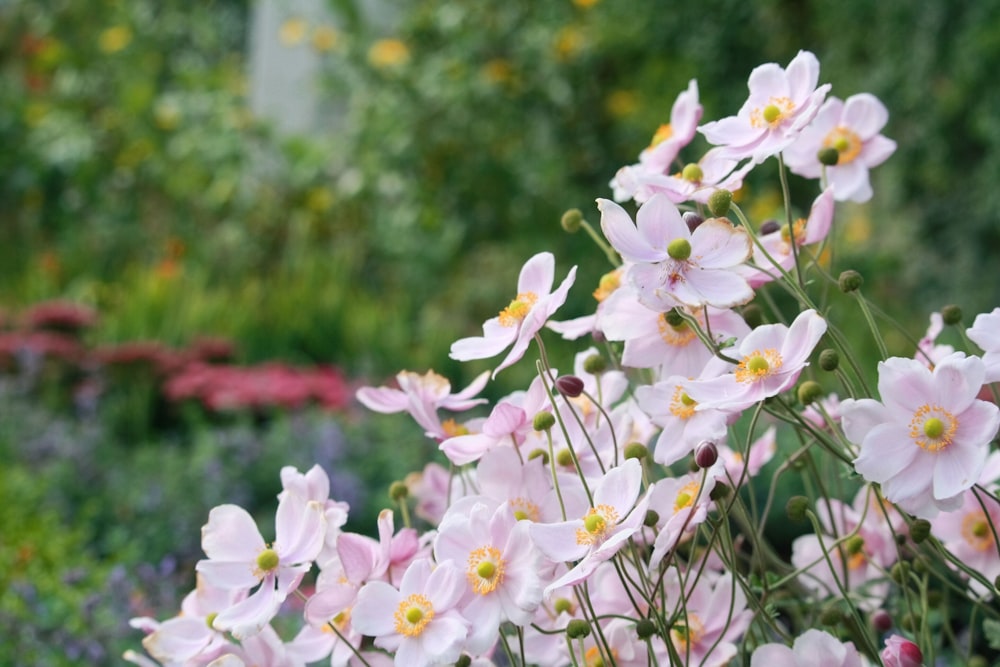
[99,26,132,54]
[311,25,339,52]
[368,38,410,68]
[280,17,308,46]
[306,186,334,213]
[553,26,584,62]
[573,0,601,7]
[605,90,638,118]
[482,58,513,85]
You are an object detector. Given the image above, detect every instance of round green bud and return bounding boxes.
[838,269,864,293]
[624,442,648,460]
[818,348,839,372]
[527,448,549,464]
[256,548,280,572]
[910,519,931,544]
[709,483,730,501]
[566,619,592,639]
[667,238,692,261]
[941,304,963,325]
[533,411,556,432]
[797,380,824,405]
[895,533,908,546]
[912,555,930,574]
[205,611,219,630]
[555,448,574,467]
[845,535,865,556]
[762,104,782,124]
[635,618,658,640]
[582,353,607,375]
[454,655,473,667]
[926,589,943,608]
[681,163,704,183]
[890,561,911,585]
[389,481,409,501]
[968,657,989,667]
[817,147,840,166]
[786,495,810,522]
[707,189,733,217]
[561,208,583,233]
[901,612,921,632]
[742,304,763,329]
[819,606,844,626]
[644,509,660,527]
[553,597,574,615]
[664,308,686,327]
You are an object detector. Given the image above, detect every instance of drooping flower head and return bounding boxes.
[968,306,1000,383]
[599,194,754,311]
[783,93,897,202]
[700,50,831,164]
[450,251,577,377]
[843,353,1000,518]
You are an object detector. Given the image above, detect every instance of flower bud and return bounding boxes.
[566,619,592,639]
[819,606,844,626]
[644,509,660,527]
[871,609,893,633]
[797,380,823,405]
[667,238,692,261]
[555,375,585,398]
[454,655,472,667]
[742,304,763,329]
[881,635,923,667]
[533,411,556,432]
[969,657,989,667]
[900,613,921,632]
[786,495,809,521]
[890,562,910,585]
[681,163,703,182]
[682,211,704,233]
[664,308,686,327]
[941,304,963,325]
[818,146,840,166]
[582,353,607,375]
[709,483,730,501]
[707,189,732,217]
[527,448,549,464]
[759,219,781,235]
[694,441,718,468]
[838,269,864,292]
[553,597,574,615]
[635,618,658,639]
[818,348,839,371]
[909,519,931,544]
[561,208,583,233]
[555,448,574,467]
[389,481,409,501]
[624,442,648,460]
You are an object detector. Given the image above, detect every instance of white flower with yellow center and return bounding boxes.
[843,353,1000,519]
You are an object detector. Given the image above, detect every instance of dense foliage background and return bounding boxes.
[3,0,1000,663]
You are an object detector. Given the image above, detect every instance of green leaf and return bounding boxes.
[983,618,1000,650]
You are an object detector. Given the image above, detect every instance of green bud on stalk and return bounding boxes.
[941,304,963,325]
[838,270,864,293]
[566,619,592,639]
[708,189,733,217]
[818,348,839,371]
[561,208,583,233]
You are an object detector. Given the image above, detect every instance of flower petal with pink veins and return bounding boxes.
[201,504,265,562]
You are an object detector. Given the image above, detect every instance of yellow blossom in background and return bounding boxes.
[747,188,782,223]
[99,25,132,54]
[280,17,307,46]
[311,25,339,52]
[368,38,410,68]
[605,90,638,118]
[553,26,584,62]
[23,102,49,127]
[481,58,513,85]
[153,100,181,131]
[844,208,872,244]
[573,0,601,7]
[306,186,334,213]
[117,139,154,169]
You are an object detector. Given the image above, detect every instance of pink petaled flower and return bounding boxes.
[930,485,1000,597]
[662,569,753,667]
[699,49,831,164]
[783,93,897,202]
[356,369,490,440]
[647,467,722,568]
[351,558,470,667]
[718,424,778,484]
[842,353,1000,519]
[685,309,828,413]
[968,307,1000,383]
[915,311,955,369]
[881,635,923,667]
[598,194,754,311]
[621,147,755,206]
[434,501,545,654]
[450,251,577,378]
[635,375,730,467]
[195,492,326,639]
[528,458,650,593]
[750,629,865,667]
[610,79,703,202]
[740,188,835,288]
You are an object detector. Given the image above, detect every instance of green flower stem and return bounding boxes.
[851,291,889,360]
[777,153,806,290]
[580,219,621,268]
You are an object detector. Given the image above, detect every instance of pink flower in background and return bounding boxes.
[881,635,923,667]
[700,50,831,164]
[751,629,865,667]
[356,368,490,440]
[598,194,753,311]
[351,559,470,667]
[718,425,778,483]
[968,307,1000,383]
[915,311,955,368]
[195,493,326,638]
[931,485,1000,597]
[784,93,897,202]
[635,375,730,466]
[740,188,835,288]
[843,353,1000,518]
[686,309,828,412]
[450,251,577,377]
[625,147,755,206]
[610,79,703,202]
[662,570,752,667]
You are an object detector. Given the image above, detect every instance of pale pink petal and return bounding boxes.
[528,520,588,563]
[202,505,265,561]
[195,560,262,591]
[142,617,211,662]
[803,188,836,244]
[636,193,689,247]
[932,354,985,413]
[830,161,871,203]
[351,581,403,637]
[747,63,790,101]
[852,423,920,482]
[275,494,325,564]
[517,252,555,295]
[336,533,380,583]
[956,400,1000,446]
[780,309,827,368]
[441,370,491,409]
[934,445,987,499]
[212,580,282,639]
[785,51,821,103]
[424,560,466,612]
[860,134,897,168]
[877,357,935,415]
[598,198,666,263]
[691,219,752,269]
[355,386,408,413]
[840,398,891,443]
[593,459,643,512]
[684,266,755,308]
[881,453,935,502]
[841,93,888,139]
[450,319,518,361]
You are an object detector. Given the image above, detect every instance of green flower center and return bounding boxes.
[405,606,424,624]
[747,355,769,373]
[584,513,606,534]
[763,104,782,124]
[477,560,496,579]
[256,548,279,572]
[923,417,944,439]
[667,238,692,261]
[681,163,703,182]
